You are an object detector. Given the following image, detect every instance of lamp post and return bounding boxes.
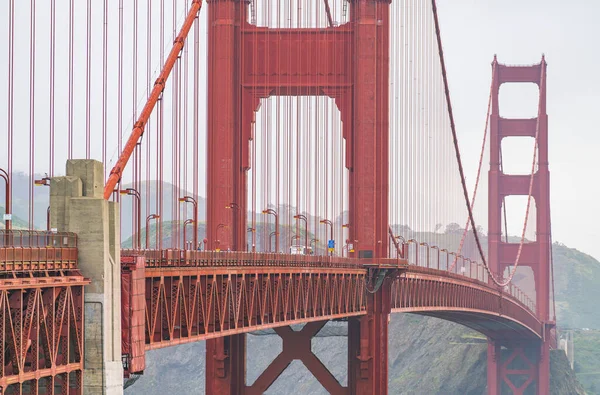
[262,209,279,253]
[342,223,351,255]
[0,168,10,231]
[145,214,160,249]
[179,196,198,250]
[183,219,194,250]
[293,214,308,253]
[34,177,51,231]
[120,188,141,250]
[431,245,440,269]
[290,235,300,248]
[310,238,318,255]
[269,231,277,252]
[247,227,255,252]
[216,223,228,251]
[226,202,240,250]
[319,219,333,256]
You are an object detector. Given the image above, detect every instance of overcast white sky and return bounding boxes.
[0,0,597,259]
[438,0,599,259]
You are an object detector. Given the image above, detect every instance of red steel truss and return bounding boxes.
[0,231,89,395]
[121,248,544,393]
[390,267,542,340]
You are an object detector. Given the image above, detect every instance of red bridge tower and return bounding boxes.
[487,56,552,394]
[206,0,391,393]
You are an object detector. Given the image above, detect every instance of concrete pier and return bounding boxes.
[50,160,123,395]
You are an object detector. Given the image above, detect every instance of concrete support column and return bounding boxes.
[50,159,123,395]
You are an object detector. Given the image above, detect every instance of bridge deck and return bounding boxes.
[118,249,541,356]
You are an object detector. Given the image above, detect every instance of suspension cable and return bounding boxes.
[451,74,494,271]
[431,0,542,287]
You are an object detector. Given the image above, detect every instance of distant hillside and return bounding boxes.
[0,206,30,230]
[1,171,51,230]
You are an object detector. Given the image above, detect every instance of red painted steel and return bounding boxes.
[488,342,548,395]
[487,57,551,394]
[390,269,542,339]
[206,0,392,391]
[121,255,146,377]
[246,322,345,394]
[0,231,89,394]
[0,230,78,272]
[0,277,88,395]
[121,247,542,374]
[141,265,367,349]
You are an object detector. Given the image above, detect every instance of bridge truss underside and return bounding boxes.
[119,251,543,394]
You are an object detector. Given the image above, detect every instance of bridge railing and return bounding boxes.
[401,240,536,313]
[0,230,78,272]
[122,248,368,269]
[123,244,535,313]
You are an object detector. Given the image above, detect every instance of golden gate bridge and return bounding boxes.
[0,0,554,393]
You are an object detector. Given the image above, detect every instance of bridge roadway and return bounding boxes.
[119,248,541,353]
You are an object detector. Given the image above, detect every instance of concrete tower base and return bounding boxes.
[50,160,123,395]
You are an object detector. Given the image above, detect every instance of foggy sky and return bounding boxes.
[0,0,597,259]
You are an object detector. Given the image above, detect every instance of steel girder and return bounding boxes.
[0,275,89,395]
[390,269,542,340]
[143,267,367,350]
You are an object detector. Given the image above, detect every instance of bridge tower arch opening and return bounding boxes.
[249,95,350,254]
[206,0,392,393]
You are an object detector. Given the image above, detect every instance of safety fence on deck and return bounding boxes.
[121,248,387,269]
[0,230,78,273]
[124,242,535,314]
[391,237,536,314]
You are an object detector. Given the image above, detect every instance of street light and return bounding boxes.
[290,234,300,247]
[0,168,10,231]
[179,196,198,250]
[262,209,279,253]
[183,219,194,250]
[34,177,51,231]
[293,214,308,252]
[216,223,228,251]
[226,203,241,251]
[310,238,319,255]
[247,227,255,252]
[120,188,141,250]
[145,214,160,249]
[319,219,333,256]
[269,231,277,252]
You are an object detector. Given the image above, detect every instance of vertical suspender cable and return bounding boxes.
[68,0,74,159]
[29,0,36,229]
[7,0,14,230]
[146,0,153,220]
[103,0,108,180]
[86,0,92,159]
[193,6,199,249]
[103,0,203,199]
[50,0,56,176]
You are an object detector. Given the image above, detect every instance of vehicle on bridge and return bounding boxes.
[290,245,314,255]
